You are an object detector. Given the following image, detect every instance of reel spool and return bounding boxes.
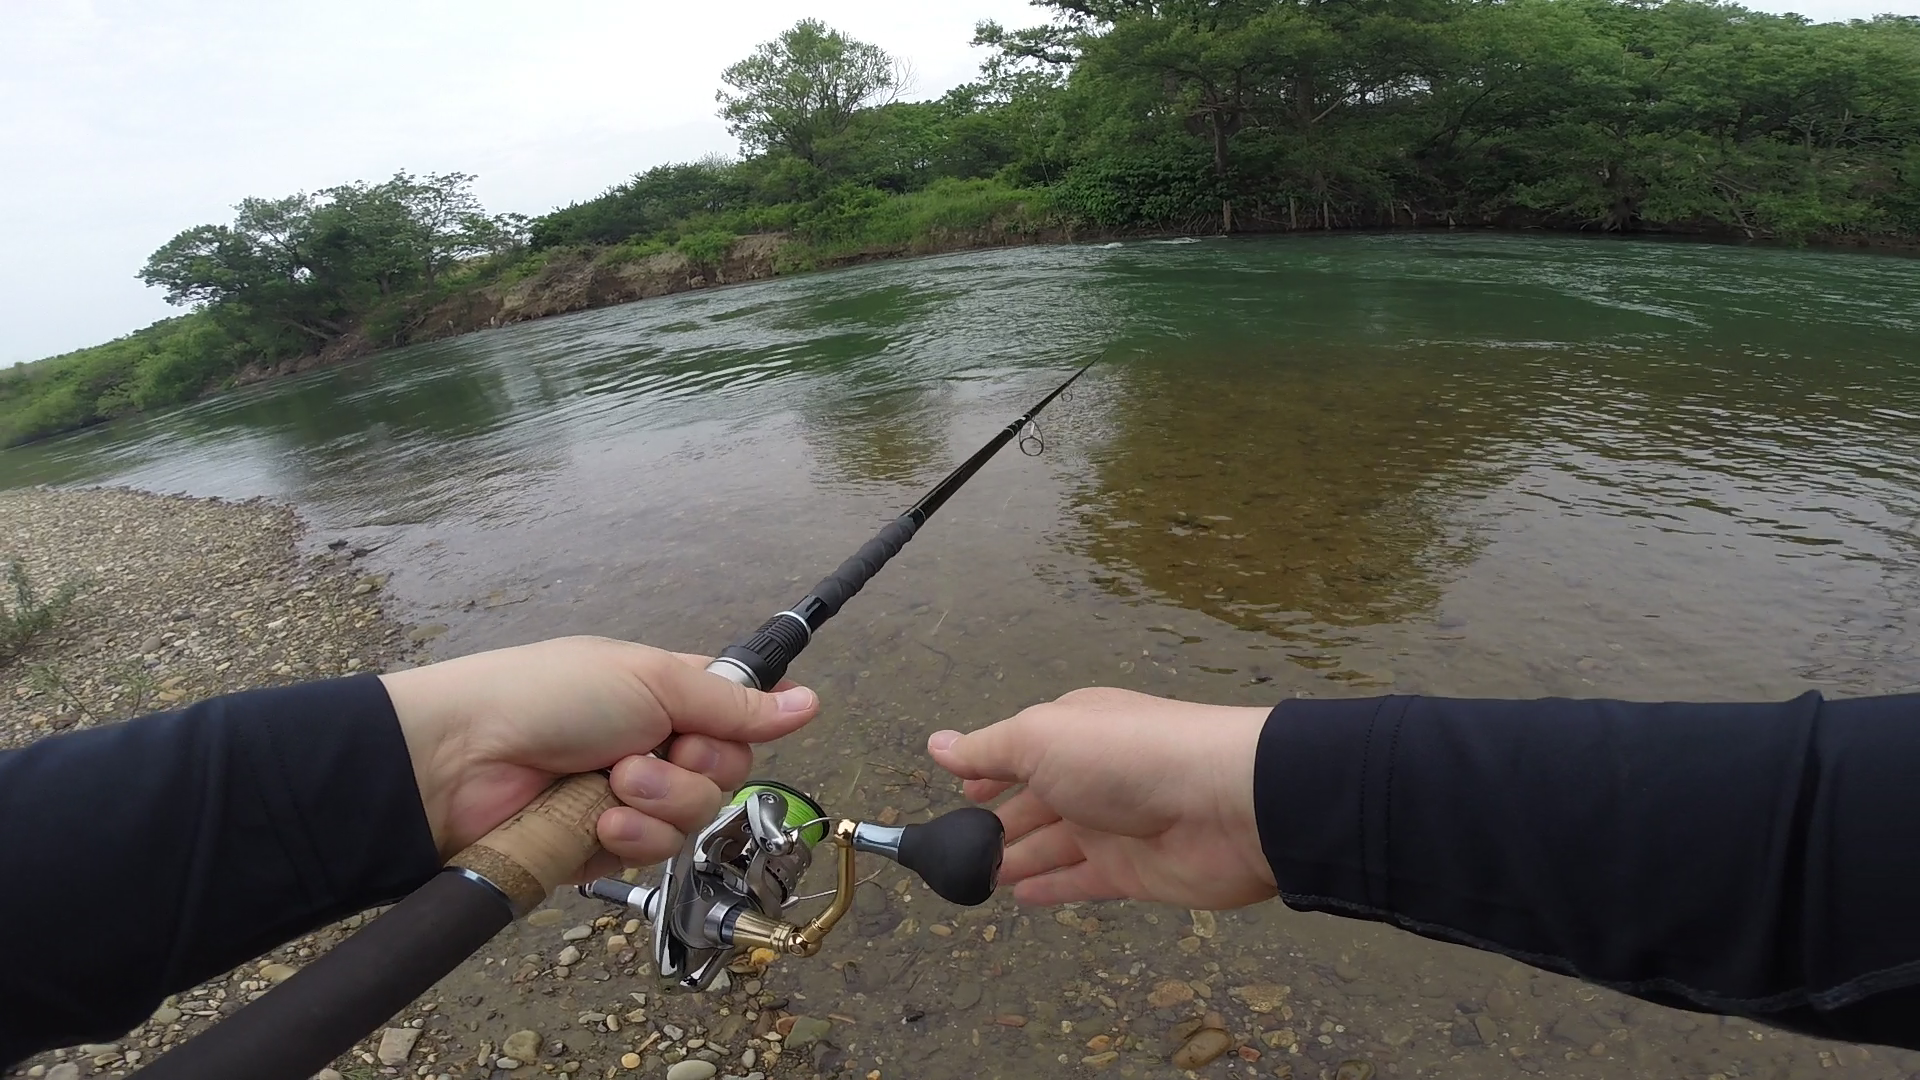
[580,781,1005,991]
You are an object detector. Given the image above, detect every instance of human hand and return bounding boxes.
[379,636,820,876]
[926,687,1276,910]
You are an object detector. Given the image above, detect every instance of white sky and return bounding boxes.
[2,0,1913,366]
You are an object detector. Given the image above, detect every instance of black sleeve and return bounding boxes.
[1253,691,1920,1049]
[0,675,440,1066]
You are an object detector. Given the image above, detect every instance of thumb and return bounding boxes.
[637,649,820,743]
[927,720,1030,784]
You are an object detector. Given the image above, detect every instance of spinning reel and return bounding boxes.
[580,781,1006,990]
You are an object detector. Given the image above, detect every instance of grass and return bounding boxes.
[1,559,87,668]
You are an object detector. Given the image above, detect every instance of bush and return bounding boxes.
[1,560,87,668]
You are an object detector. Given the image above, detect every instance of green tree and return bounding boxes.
[716,19,904,166]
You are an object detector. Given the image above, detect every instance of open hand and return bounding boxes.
[927,687,1276,910]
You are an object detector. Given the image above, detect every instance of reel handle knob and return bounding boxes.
[891,807,1004,906]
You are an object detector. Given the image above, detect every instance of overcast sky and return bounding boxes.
[3,0,1913,367]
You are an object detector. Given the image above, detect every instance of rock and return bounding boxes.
[259,962,297,983]
[667,1062,719,1080]
[497,1057,523,1070]
[620,1052,641,1069]
[562,924,593,941]
[408,623,449,642]
[377,1026,422,1065]
[662,1023,686,1041]
[994,1014,1027,1027]
[503,1030,541,1061]
[1080,1051,1120,1068]
[314,1070,344,1080]
[1550,1011,1606,1047]
[1172,1028,1233,1070]
[1189,910,1217,939]
[1336,1061,1376,1080]
[152,1005,182,1025]
[1148,979,1196,1008]
[45,1066,79,1080]
[1229,983,1290,1013]
[1333,955,1361,982]
[1485,987,1519,1019]
[526,908,565,927]
[1383,1021,1414,1047]
[784,1016,832,1049]
[950,980,983,1010]
[557,945,582,967]
[1474,1015,1500,1044]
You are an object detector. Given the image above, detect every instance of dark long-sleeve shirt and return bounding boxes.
[0,677,438,1066]
[1256,691,1920,1049]
[5,682,1920,1065]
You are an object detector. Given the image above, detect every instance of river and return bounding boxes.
[6,233,1920,1079]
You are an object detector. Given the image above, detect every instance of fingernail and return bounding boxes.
[627,759,671,801]
[928,730,960,753]
[774,686,817,714]
[685,741,720,774]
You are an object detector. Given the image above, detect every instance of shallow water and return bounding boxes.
[7,233,1920,1078]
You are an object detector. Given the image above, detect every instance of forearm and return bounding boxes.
[1254,691,1920,1048]
[0,676,439,1064]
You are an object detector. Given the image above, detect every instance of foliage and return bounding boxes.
[1,560,87,669]
[717,19,904,165]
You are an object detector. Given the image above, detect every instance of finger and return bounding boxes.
[637,649,820,743]
[964,778,1016,803]
[993,789,1062,843]
[661,736,756,791]
[999,820,1087,883]
[927,722,1031,784]
[1013,862,1129,906]
[609,755,725,835]
[596,805,689,865]
[572,849,627,885]
[664,653,799,695]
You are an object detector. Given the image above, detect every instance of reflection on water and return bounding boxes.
[6,234,1920,1076]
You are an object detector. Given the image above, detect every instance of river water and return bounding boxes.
[6,233,1920,1079]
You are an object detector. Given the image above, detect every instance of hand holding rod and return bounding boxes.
[139,357,1096,1080]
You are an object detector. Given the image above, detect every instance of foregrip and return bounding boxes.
[807,514,921,619]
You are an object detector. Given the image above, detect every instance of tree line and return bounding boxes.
[5,2,1917,446]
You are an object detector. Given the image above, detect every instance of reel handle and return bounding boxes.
[857,807,1005,906]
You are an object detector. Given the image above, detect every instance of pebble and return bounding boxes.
[950,980,983,1009]
[1474,1015,1500,1044]
[152,1005,182,1025]
[1080,1051,1120,1068]
[662,1024,686,1041]
[503,1030,541,1060]
[557,945,582,967]
[1337,1061,1376,1080]
[1383,1020,1414,1046]
[496,1057,522,1069]
[314,1071,344,1080]
[620,1052,641,1069]
[526,909,567,928]
[1172,1028,1233,1069]
[376,1026,422,1065]
[784,1016,832,1049]
[1485,987,1519,1019]
[666,1061,718,1080]
[562,925,593,941]
[1230,983,1290,1013]
[1189,910,1217,939]
[44,1067,78,1080]
[259,962,298,983]
[1148,980,1196,1008]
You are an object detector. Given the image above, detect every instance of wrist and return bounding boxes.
[380,666,462,860]
[1220,706,1280,893]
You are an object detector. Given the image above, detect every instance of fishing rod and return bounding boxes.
[141,356,1097,1080]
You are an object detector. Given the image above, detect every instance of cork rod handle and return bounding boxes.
[448,772,619,914]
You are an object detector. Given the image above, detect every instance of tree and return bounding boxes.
[716,19,905,166]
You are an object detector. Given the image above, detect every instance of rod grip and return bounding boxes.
[448,772,618,915]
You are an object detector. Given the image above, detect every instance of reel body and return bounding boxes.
[581,782,1004,991]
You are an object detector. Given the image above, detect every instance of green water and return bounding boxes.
[7,233,1920,1077]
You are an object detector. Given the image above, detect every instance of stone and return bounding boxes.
[1485,987,1519,1019]
[496,1058,522,1070]
[503,1030,541,1061]
[950,980,983,1010]
[620,1052,641,1069]
[314,1071,344,1080]
[994,1014,1027,1027]
[260,962,297,983]
[152,1005,183,1025]
[562,925,593,941]
[667,1061,719,1080]
[662,1023,686,1041]
[377,1026,422,1065]
[1474,1015,1500,1045]
[1172,1028,1233,1070]
[1081,1051,1120,1068]
[784,1016,832,1049]
[1148,980,1196,1008]
[1230,984,1291,1013]
[557,945,582,967]
[1333,956,1361,982]
[45,1067,79,1080]
[1551,1011,1606,1047]
[408,623,449,642]
[1383,1021,1414,1047]
[1336,1061,1376,1080]
[526,909,566,928]
[1189,910,1217,939]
